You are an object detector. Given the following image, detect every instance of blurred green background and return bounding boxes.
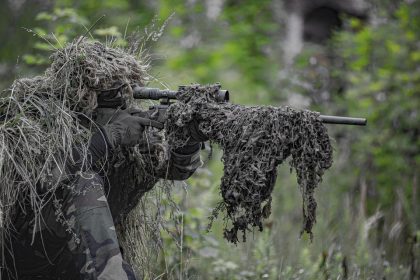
[1,0,419,279]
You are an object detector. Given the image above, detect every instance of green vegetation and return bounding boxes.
[1,0,418,279]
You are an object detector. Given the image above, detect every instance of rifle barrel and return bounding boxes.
[320,115,367,126]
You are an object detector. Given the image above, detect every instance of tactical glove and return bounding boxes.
[102,110,148,149]
[185,119,209,143]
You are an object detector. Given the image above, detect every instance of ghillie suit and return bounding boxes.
[165,84,333,243]
[0,37,148,235]
[0,38,201,279]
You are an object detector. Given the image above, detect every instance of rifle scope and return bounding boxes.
[133,85,229,103]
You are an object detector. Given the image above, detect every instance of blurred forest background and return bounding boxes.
[0,0,419,279]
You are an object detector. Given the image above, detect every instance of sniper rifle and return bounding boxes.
[129,84,367,126]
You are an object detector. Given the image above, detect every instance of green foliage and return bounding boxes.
[21,8,88,66]
[157,0,280,105]
[284,2,419,278]
[1,0,418,279]
[333,2,420,219]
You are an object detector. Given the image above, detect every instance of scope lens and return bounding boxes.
[217,90,229,102]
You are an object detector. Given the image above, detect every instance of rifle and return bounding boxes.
[131,85,367,126]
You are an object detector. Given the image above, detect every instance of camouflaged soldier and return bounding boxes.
[4,105,205,280]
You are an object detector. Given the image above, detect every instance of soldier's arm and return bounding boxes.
[43,110,146,191]
[158,118,208,180]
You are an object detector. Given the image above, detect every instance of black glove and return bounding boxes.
[102,110,148,149]
[185,119,209,143]
[172,119,206,162]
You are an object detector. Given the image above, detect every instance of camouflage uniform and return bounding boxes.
[3,125,201,279]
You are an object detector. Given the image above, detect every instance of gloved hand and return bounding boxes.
[102,110,148,149]
[170,119,207,159]
[185,119,209,143]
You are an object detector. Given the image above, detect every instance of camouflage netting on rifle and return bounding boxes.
[0,38,151,270]
[165,84,333,243]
